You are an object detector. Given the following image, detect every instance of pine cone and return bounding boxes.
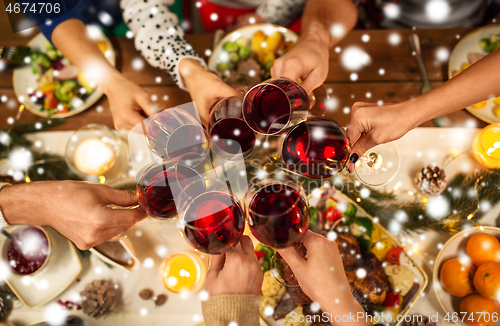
[415,165,447,196]
[80,280,117,319]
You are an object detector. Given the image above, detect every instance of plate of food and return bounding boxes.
[0,225,82,309]
[12,25,115,118]
[434,226,500,326]
[255,186,427,326]
[448,25,500,124]
[208,24,298,93]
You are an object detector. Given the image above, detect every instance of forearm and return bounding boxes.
[300,0,358,48]
[409,48,500,128]
[51,19,120,95]
[0,182,55,226]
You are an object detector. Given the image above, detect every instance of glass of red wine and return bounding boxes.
[265,116,400,185]
[136,153,214,220]
[208,96,257,159]
[142,108,210,159]
[180,184,246,254]
[242,77,309,135]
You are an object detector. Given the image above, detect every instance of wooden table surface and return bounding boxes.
[0,27,489,131]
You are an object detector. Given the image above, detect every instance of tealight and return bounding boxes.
[159,252,206,294]
[74,138,116,175]
[472,124,500,169]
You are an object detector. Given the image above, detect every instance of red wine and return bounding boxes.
[166,125,208,159]
[7,227,49,275]
[210,117,256,157]
[137,162,205,219]
[248,184,309,248]
[282,117,350,178]
[244,79,309,134]
[183,192,245,254]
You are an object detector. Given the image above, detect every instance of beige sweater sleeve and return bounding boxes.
[202,294,261,326]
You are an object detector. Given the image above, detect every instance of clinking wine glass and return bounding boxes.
[246,170,309,286]
[267,116,400,186]
[142,108,210,159]
[180,179,246,254]
[242,77,309,135]
[208,96,257,159]
[136,152,215,220]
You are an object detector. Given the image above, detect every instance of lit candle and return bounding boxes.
[74,138,116,175]
[159,252,206,294]
[472,124,500,169]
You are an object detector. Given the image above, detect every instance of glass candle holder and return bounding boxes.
[472,123,500,169]
[65,124,127,184]
[159,252,207,294]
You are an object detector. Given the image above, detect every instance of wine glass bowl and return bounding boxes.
[208,96,256,159]
[281,117,351,179]
[242,77,309,135]
[246,172,309,249]
[181,191,246,254]
[354,142,401,186]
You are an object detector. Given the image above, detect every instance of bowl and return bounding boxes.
[1,225,53,278]
[434,226,500,326]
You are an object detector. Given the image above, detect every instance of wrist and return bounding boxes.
[99,69,123,95]
[301,23,331,49]
[0,183,53,226]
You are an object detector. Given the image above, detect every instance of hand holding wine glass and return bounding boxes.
[205,236,263,296]
[277,231,369,325]
[346,101,417,171]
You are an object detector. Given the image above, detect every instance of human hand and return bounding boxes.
[346,101,417,171]
[271,33,330,94]
[277,231,365,319]
[205,236,263,296]
[103,72,156,131]
[0,181,147,250]
[226,13,266,32]
[179,59,241,126]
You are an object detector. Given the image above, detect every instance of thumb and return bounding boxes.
[276,246,305,272]
[102,188,138,207]
[208,254,226,274]
[137,93,155,117]
[349,134,377,166]
[300,69,322,95]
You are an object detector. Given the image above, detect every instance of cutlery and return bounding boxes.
[0,46,23,72]
[408,33,444,127]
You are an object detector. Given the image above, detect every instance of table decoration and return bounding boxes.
[90,237,140,272]
[472,123,500,169]
[414,165,448,196]
[159,252,206,294]
[80,280,118,319]
[65,124,127,184]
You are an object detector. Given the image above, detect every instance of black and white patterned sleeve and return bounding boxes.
[256,0,308,27]
[121,0,206,90]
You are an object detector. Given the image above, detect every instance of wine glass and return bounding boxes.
[246,169,309,285]
[180,179,246,254]
[242,77,309,135]
[266,116,401,186]
[142,108,210,159]
[208,96,257,159]
[136,153,214,220]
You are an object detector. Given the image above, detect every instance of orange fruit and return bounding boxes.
[474,262,500,300]
[440,258,476,297]
[466,234,500,266]
[460,294,500,326]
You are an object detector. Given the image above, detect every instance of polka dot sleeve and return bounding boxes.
[121,0,207,90]
[256,0,308,27]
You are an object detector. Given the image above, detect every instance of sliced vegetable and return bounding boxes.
[216,62,231,73]
[386,247,404,265]
[43,91,58,110]
[383,292,402,309]
[371,238,393,260]
[370,223,384,243]
[239,47,251,60]
[54,80,77,103]
[255,250,267,261]
[229,52,240,63]
[30,52,51,75]
[472,100,487,109]
[325,197,338,210]
[343,203,357,218]
[325,206,342,223]
[235,37,249,49]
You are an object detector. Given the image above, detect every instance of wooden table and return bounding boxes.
[0,27,489,131]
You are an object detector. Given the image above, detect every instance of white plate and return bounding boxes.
[448,25,500,124]
[0,225,82,309]
[434,226,500,326]
[13,25,116,118]
[259,187,428,326]
[207,23,298,77]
